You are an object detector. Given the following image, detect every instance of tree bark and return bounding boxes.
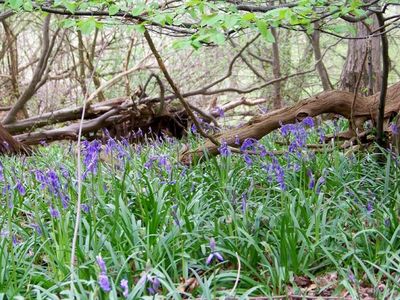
[271,27,282,108]
[340,17,381,94]
[310,22,333,91]
[2,15,53,124]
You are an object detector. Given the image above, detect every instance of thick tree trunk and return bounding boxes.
[340,17,381,95]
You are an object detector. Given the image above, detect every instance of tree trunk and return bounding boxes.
[340,17,381,95]
[310,22,333,91]
[271,27,282,109]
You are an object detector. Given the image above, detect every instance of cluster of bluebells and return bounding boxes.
[263,154,286,190]
[240,138,268,166]
[32,169,69,216]
[144,154,172,174]
[82,140,102,178]
[280,117,314,153]
[103,129,129,160]
[96,255,111,293]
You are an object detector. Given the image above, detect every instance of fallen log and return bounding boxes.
[179,82,400,164]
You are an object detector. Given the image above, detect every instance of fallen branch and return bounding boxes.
[180,82,400,164]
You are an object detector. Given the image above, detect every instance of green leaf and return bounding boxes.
[78,17,96,35]
[109,4,119,16]
[256,20,275,43]
[242,12,256,21]
[223,14,239,29]
[133,24,146,33]
[172,39,192,50]
[209,31,225,45]
[131,3,146,16]
[23,0,33,11]
[61,18,76,28]
[8,0,23,10]
[64,1,77,13]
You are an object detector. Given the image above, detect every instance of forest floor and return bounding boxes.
[0,119,399,299]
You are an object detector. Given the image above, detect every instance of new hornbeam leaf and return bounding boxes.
[78,17,96,34]
[256,19,275,43]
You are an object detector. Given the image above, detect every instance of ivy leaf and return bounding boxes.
[256,20,275,43]
[109,4,119,16]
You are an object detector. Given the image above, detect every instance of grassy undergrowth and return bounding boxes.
[0,120,399,299]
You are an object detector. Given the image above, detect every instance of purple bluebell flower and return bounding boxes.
[240,138,257,151]
[49,207,60,219]
[218,141,231,157]
[96,255,107,274]
[215,106,224,118]
[120,279,129,297]
[148,276,161,295]
[302,117,314,128]
[144,156,158,170]
[33,170,47,189]
[12,235,19,246]
[158,155,172,173]
[307,169,315,189]
[15,180,26,196]
[390,122,399,135]
[0,162,4,181]
[98,274,111,292]
[81,204,90,213]
[31,224,42,235]
[206,238,224,265]
[243,154,252,166]
[61,194,70,209]
[191,124,197,134]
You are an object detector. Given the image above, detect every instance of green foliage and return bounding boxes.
[1,0,370,48]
